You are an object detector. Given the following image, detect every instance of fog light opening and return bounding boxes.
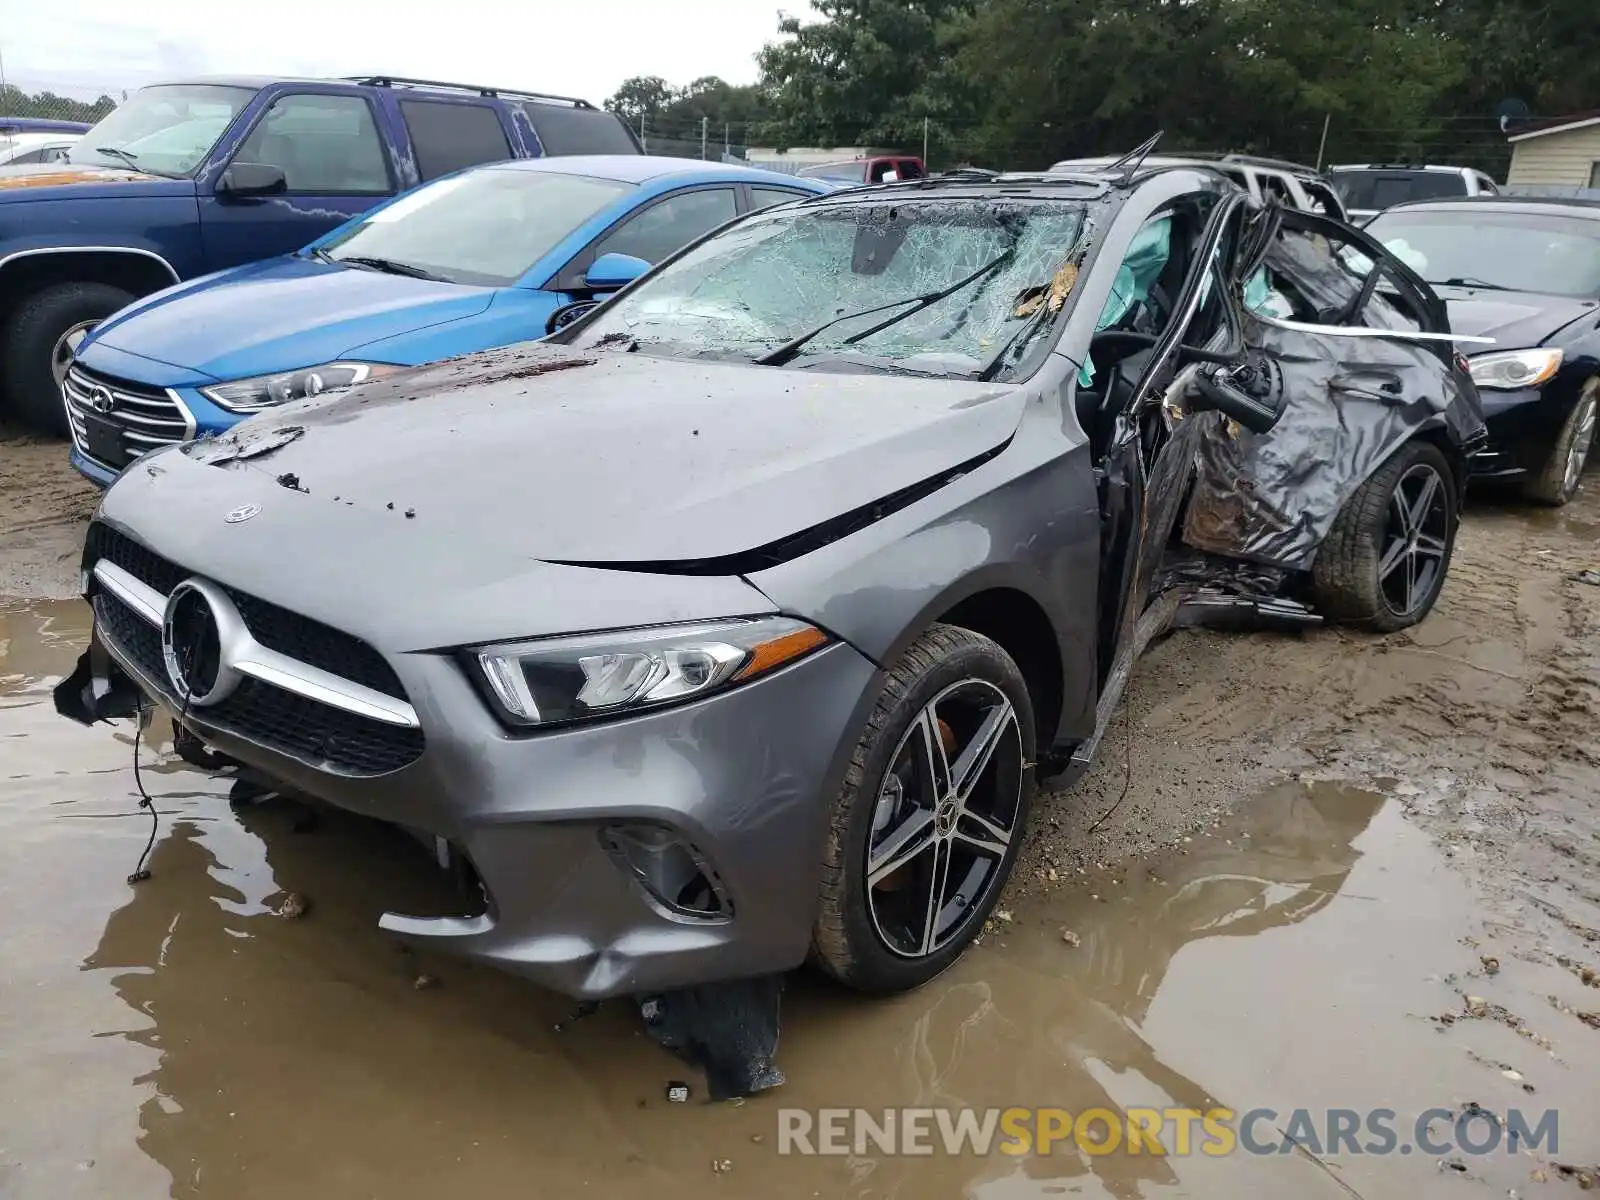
[600,823,733,921]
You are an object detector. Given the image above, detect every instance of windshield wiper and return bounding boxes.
[1432,276,1515,292]
[336,256,444,281]
[94,146,142,171]
[975,283,1064,382]
[756,248,1016,368]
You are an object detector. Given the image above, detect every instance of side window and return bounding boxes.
[898,159,925,180]
[750,186,811,211]
[868,160,899,182]
[1254,222,1424,332]
[9,147,47,164]
[592,188,738,264]
[1476,173,1499,195]
[235,93,390,194]
[400,100,512,182]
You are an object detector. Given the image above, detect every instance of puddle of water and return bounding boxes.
[1,598,1594,1200]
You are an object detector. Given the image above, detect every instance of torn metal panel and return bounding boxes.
[1179,218,1486,571]
[1180,321,1479,569]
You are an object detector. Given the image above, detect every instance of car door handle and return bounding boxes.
[1330,371,1405,401]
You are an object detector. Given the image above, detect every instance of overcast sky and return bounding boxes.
[2,0,786,106]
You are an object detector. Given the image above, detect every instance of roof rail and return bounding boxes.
[1221,152,1319,173]
[342,76,597,108]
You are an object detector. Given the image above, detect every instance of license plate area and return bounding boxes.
[80,410,125,465]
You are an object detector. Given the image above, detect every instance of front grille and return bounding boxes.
[87,525,424,777]
[86,524,407,700]
[64,364,193,473]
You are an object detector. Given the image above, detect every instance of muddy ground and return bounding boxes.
[2,425,1597,1200]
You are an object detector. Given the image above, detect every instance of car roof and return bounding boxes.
[1376,195,1600,218]
[486,154,829,188]
[804,162,1226,203]
[1329,163,1473,174]
[1053,153,1319,177]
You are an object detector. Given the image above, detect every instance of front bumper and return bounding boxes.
[1469,386,1565,479]
[79,570,880,1001]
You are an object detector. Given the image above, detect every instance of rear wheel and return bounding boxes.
[1,281,137,435]
[1524,378,1598,507]
[1312,439,1457,632]
[812,624,1035,994]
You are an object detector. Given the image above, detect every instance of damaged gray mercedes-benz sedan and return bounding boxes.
[58,160,1486,1010]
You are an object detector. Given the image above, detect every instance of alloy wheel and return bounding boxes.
[864,678,1024,959]
[1378,462,1450,618]
[51,322,96,389]
[1563,390,1597,498]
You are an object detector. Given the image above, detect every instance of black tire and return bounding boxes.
[1523,378,1598,507]
[1,281,137,436]
[1312,439,1457,632]
[812,623,1036,994]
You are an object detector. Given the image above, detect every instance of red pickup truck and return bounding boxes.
[795,155,926,184]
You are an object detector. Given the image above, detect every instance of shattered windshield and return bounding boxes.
[568,197,1091,379]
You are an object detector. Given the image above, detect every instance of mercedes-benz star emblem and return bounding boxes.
[161,580,242,706]
[88,385,115,414]
[224,503,262,524]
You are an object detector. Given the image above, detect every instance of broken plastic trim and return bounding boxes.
[637,974,786,1101]
[600,823,734,921]
[547,437,1013,576]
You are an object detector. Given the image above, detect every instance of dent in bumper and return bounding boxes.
[92,615,880,999]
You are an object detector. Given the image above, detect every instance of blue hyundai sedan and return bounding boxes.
[63,156,829,486]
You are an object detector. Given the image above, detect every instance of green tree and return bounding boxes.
[0,85,116,124]
[755,0,972,152]
[603,76,679,123]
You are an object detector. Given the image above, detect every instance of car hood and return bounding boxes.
[0,162,183,199]
[89,256,496,379]
[179,343,1025,565]
[1439,287,1599,349]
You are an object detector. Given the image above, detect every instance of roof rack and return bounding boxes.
[342,76,597,109]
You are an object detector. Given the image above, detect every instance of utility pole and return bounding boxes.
[639,114,647,153]
[701,115,709,160]
[1315,113,1331,172]
[724,122,730,160]
[922,115,929,166]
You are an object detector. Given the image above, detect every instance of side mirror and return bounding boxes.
[218,162,288,199]
[1191,359,1285,434]
[584,252,650,292]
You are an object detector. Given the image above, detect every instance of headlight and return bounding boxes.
[473,617,830,728]
[198,362,402,412]
[1467,348,1562,391]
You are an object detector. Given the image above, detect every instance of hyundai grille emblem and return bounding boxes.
[88,385,115,414]
[224,503,262,524]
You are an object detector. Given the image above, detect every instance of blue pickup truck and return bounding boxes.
[0,74,637,433]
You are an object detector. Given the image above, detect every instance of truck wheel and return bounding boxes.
[1524,378,1597,507]
[812,624,1035,994]
[1,281,137,436]
[1312,439,1457,632]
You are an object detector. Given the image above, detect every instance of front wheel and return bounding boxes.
[0,281,137,436]
[1524,378,1597,507]
[1312,439,1457,632]
[812,624,1035,994]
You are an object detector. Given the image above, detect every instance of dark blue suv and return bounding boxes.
[0,74,636,433]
